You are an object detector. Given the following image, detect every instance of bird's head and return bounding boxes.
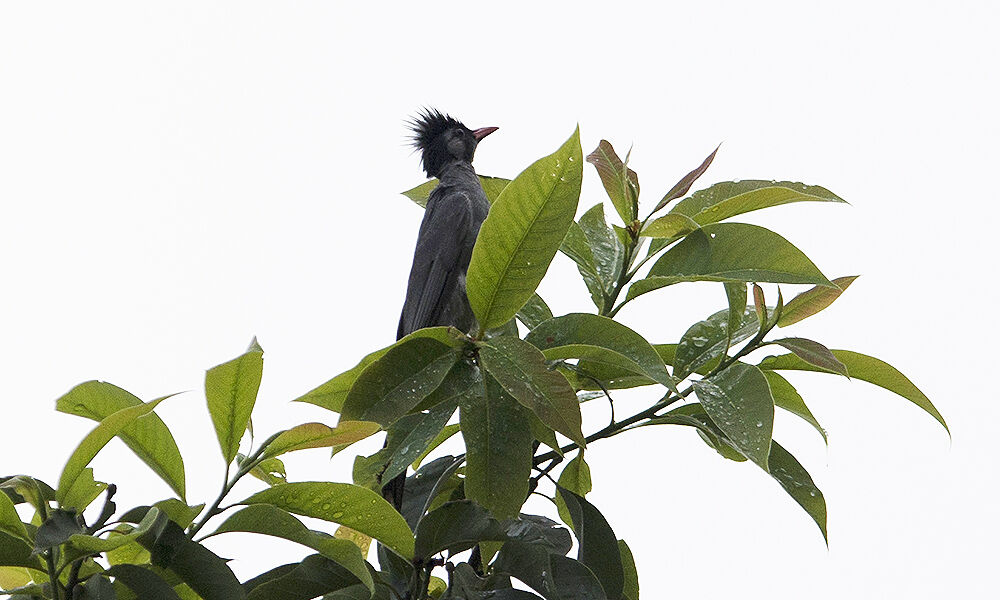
[409,108,498,178]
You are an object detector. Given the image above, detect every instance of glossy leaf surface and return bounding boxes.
[480,336,585,447]
[467,127,583,330]
[693,363,774,469]
[240,481,415,559]
[669,180,846,225]
[586,140,638,224]
[628,223,833,301]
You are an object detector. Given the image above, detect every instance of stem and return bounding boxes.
[533,386,692,466]
[45,550,62,600]
[188,432,283,538]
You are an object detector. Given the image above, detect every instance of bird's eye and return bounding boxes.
[454,129,464,137]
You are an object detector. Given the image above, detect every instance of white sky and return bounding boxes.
[1,1,997,597]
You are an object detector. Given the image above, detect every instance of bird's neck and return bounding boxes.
[436,160,477,185]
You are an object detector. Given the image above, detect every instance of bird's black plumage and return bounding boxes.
[385,109,496,511]
[396,109,496,341]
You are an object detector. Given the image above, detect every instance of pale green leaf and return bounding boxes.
[56,381,186,500]
[205,340,264,464]
[240,482,415,559]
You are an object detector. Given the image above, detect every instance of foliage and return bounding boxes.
[0,128,946,600]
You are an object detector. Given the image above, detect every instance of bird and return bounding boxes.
[384,108,497,510]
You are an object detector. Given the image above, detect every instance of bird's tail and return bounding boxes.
[382,471,406,512]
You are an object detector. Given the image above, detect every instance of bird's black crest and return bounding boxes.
[408,108,466,152]
[408,108,474,177]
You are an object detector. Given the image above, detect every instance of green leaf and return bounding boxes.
[669,180,846,225]
[768,441,827,542]
[516,293,554,330]
[292,326,467,414]
[586,140,638,224]
[557,488,623,600]
[83,574,115,599]
[778,275,858,327]
[693,363,774,469]
[560,220,606,311]
[769,337,848,377]
[554,453,592,527]
[260,421,380,460]
[525,313,677,392]
[205,339,264,465]
[402,175,510,208]
[210,504,372,591]
[461,374,533,520]
[244,554,362,600]
[106,564,182,600]
[652,145,720,214]
[240,482,415,559]
[579,204,627,297]
[56,381,187,501]
[618,540,639,600]
[138,520,245,600]
[0,493,30,545]
[467,126,583,331]
[34,509,84,551]
[382,398,458,483]
[69,507,164,553]
[246,456,287,486]
[639,213,699,239]
[57,395,173,504]
[639,404,747,462]
[0,531,44,570]
[339,337,459,426]
[674,306,759,380]
[152,499,205,529]
[413,424,461,469]
[479,336,585,447]
[759,350,948,434]
[763,371,827,444]
[414,500,506,560]
[627,223,834,301]
[60,467,108,513]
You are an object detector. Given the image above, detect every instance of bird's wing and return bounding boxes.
[397,188,476,340]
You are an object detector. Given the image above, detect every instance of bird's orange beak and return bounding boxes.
[472,126,499,141]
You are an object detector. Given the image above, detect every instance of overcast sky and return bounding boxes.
[1,2,997,598]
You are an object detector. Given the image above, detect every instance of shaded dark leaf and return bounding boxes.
[768,441,828,542]
[480,336,585,447]
[461,375,533,520]
[244,554,358,600]
[340,337,459,426]
[516,293,554,331]
[692,363,774,469]
[138,520,244,600]
[34,509,83,552]
[556,488,623,600]
[414,500,506,559]
[106,564,181,600]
